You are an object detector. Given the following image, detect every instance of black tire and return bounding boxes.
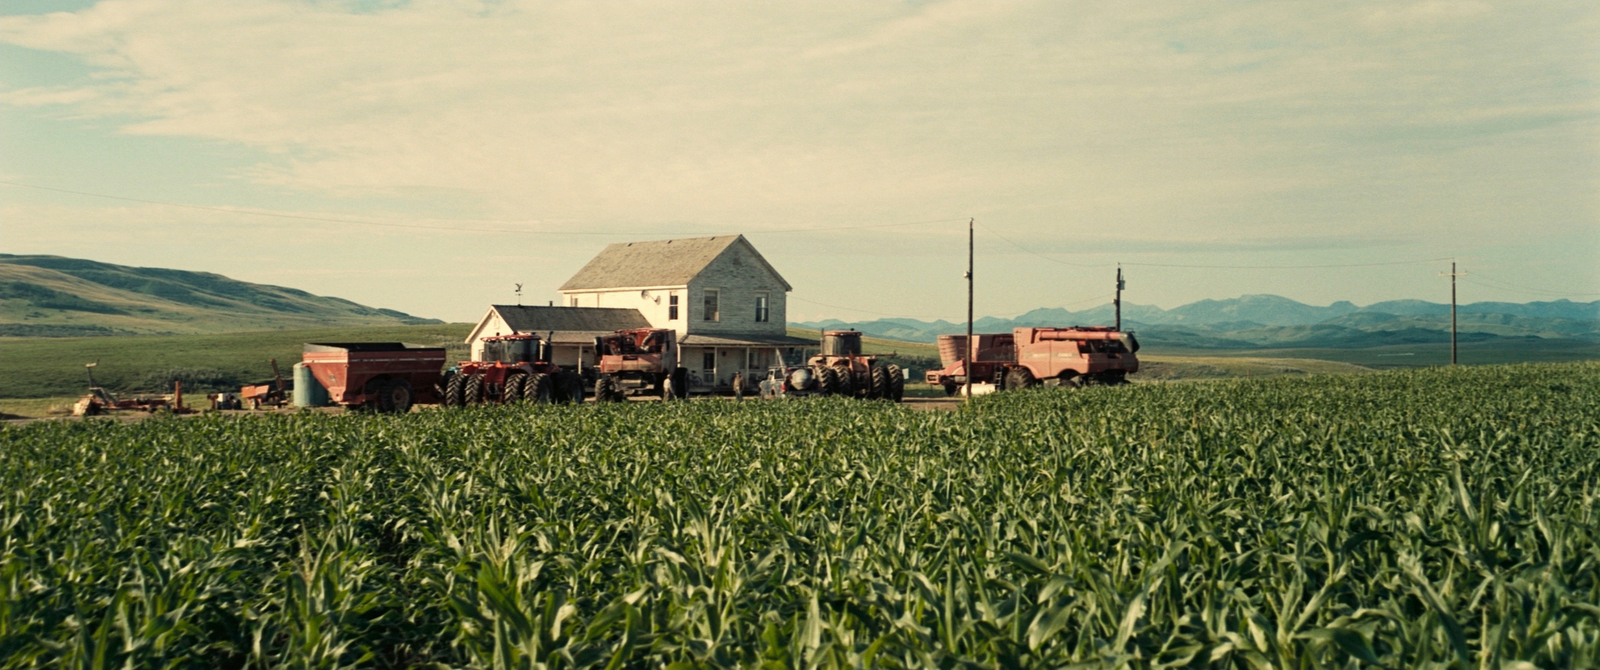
[464,374,484,405]
[886,364,904,402]
[833,365,854,397]
[503,372,526,403]
[869,366,889,400]
[566,370,587,403]
[672,367,688,399]
[548,370,574,404]
[524,373,553,404]
[815,366,837,396]
[444,373,465,407]
[943,381,957,397]
[595,374,621,403]
[378,379,413,414]
[1007,367,1037,390]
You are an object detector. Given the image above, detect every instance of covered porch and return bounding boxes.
[678,333,816,394]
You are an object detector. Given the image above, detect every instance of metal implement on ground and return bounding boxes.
[782,330,903,401]
[926,326,1140,393]
[71,362,182,416]
[239,358,292,410]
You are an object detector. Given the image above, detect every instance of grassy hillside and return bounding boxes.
[0,254,440,336]
[1144,339,1600,369]
[0,323,472,399]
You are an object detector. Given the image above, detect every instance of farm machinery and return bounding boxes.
[301,343,448,413]
[783,330,904,401]
[926,326,1140,394]
[70,362,183,416]
[441,334,584,406]
[590,328,687,402]
[238,358,291,410]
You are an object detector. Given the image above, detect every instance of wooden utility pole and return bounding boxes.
[1115,265,1124,332]
[965,218,974,399]
[1439,261,1466,365]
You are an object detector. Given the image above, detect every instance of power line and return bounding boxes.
[788,295,949,319]
[1462,277,1600,298]
[1122,257,1457,269]
[975,220,1107,267]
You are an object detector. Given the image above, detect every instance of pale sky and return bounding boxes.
[3,0,1597,323]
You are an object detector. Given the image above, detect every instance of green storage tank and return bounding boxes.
[293,362,329,407]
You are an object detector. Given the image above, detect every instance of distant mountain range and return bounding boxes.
[1,254,441,336]
[791,294,1600,350]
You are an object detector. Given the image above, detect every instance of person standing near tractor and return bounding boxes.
[732,371,744,401]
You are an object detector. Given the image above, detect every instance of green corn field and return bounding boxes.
[2,362,1597,668]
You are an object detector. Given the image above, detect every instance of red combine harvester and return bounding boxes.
[591,328,687,402]
[301,343,447,413]
[784,330,903,401]
[442,334,583,406]
[926,326,1140,393]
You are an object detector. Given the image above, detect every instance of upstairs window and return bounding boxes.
[703,289,719,321]
[569,296,579,307]
[755,293,769,322]
[669,294,679,320]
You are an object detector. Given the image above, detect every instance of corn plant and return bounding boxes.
[2,362,1596,668]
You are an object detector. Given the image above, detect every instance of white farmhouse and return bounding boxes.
[466,234,813,393]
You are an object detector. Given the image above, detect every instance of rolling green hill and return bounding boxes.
[0,323,472,399]
[1,254,440,336]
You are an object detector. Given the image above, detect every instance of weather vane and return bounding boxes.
[514,283,523,306]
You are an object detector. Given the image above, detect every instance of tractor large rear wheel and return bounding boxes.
[886,364,904,402]
[815,366,837,396]
[464,374,484,405]
[832,365,855,397]
[503,372,526,403]
[869,366,889,400]
[444,373,465,407]
[524,373,553,404]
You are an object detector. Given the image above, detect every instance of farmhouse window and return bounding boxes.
[668,294,679,320]
[754,293,769,322]
[703,289,719,321]
[570,296,579,307]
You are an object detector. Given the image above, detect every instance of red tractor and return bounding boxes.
[927,326,1140,393]
[784,330,903,401]
[591,328,687,402]
[442,334,583,406]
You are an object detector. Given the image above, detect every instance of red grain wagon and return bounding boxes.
[301,342,447,413]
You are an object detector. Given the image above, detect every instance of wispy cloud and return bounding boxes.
[2,1,1595,318]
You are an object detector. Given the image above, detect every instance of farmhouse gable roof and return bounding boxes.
[558,234,791,292]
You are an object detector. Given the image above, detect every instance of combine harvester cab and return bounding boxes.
[784,330,904,402]
[591,328,687,402]
[301,342,447,413]
[442,334,583,407]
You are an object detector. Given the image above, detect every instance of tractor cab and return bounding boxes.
[479,334,550,364]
